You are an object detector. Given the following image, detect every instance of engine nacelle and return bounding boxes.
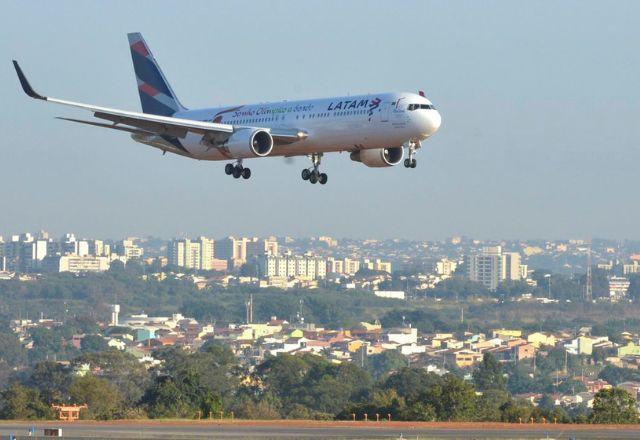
[350,147,404,167]
[224,128,274,159]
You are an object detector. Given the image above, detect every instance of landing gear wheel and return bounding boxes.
[225,163,234,175]
[309,172,318,184]
[410,159,417,168]
[232,167,242,179]
[301,169,311,180]
[404,158,411,168]
[319,173,328,185]
[242,168,251,179]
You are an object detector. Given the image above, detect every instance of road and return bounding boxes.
[1,420,639,439]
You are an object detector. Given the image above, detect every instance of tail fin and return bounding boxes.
[127,33,186,116]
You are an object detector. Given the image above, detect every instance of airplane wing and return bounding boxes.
[13,60,233,140]
[13,60,306,149]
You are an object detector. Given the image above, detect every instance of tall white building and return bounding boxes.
[89,240,106,257]
[198,236,215,270]
[168,237,217,270]
[362,258,392,274]
[466,246,522,291]
[118,239,144,259]
[343,258,361,276]
[110,304,120,326]
[44,255,110,273]
[258,254,327,280]
[436,258,458,277]
[609,276,630,300]
[246,237,279,259]
[501,252,522,281]
[215,236,250,267]
[623,262,640,275]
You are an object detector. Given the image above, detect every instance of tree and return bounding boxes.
[72,350,151,410]
[382,368,443,403]
[0,383,52,420]
[255,354,372,417]
[500,400,533,423]
[475,389,510,421]
[506,365,535,394]
[628,274,640,302]
[365,350,407,379]
[598,365,640,386]
[144,345,240,418]
[473,353,506,391]
[144,376,199,419]
[69,375,123,420]
[80,335,108,353]
[590,388,638,424]
[30,328,62,355]
[28,361,71,405]
[0,331,26,368]
[428,374,478,421]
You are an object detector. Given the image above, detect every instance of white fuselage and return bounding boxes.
[146,92,441,160]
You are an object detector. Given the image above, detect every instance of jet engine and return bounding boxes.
[224,128,274,158]
[349,147,404,167]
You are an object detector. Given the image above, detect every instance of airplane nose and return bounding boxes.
[426,110,441,135]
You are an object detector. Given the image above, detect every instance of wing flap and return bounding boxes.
[56,117,154,135]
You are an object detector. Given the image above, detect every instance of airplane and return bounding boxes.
[12,33,441,185]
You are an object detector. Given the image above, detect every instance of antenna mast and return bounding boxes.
[585,242,593,302]
[245,294,254,324]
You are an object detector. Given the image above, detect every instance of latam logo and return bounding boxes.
[327,99,370,111]
[368,97,382,120]
[326,97,382,121]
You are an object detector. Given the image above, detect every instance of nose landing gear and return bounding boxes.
[301,153,328,185]
[225,160,251,180]
[404,141,420,168]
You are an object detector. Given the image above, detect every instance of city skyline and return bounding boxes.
[2,1,640,239]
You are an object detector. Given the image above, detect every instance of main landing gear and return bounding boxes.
[301,153,328,185]
[404,141,420,168]
[225,160,251,180]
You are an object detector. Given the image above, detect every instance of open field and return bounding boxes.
[1,420,640,439]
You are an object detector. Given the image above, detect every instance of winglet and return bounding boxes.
[12,60,47,100]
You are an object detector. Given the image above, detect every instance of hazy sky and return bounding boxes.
[1,1,639,240]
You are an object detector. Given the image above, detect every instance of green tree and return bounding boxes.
[0,331,26,368]
[80,335,108,353]
[628,274,640,302]
[506,365,535,394]
[598,365,640,386]
[365,350,407,379]
[144,377,199,418]
[429,374,478,421]
[73,350,151,410]
[256,354,371,417]
[473,353,506,391]
[68,375,123,420]
[382,367,443,403]
[30,328,62,354]
[27,361,71,405]
[144,345,239,418]
[590,388,638,424]
[500,400,533,423]
[0,383,53,420]
[475,389,510,421]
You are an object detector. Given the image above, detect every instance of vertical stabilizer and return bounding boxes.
[127,33,186,116]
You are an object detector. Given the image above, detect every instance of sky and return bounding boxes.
[1,1,639,241]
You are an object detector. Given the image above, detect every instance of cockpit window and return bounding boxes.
[408,104,436,111]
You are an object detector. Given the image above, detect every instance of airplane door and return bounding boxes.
[379,102,391,122]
